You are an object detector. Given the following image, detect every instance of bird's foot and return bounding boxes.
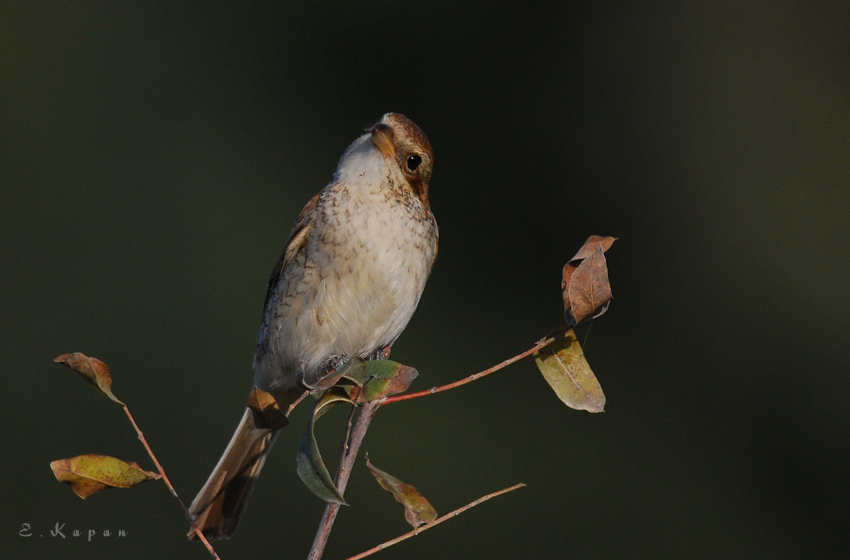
[368,345,391,361]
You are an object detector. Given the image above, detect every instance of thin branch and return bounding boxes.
[308,400,381,560]
[344,483,527,560]
[380,332,562,406]
[307,332,559,558]
[122,405,221,559]
[338,404,359,469]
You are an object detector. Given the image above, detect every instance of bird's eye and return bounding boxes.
[406,154,422,172]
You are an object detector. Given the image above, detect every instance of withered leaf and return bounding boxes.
[54,352,124,405]
[568,234,616,262]
[562,235,616,326]
[366,457,437,528]
[534,328,605,413]
[247,387,289,430]
[349,361,418,404]
[50,454,160,499]
[567,246,613,324]
[296,390,353,505]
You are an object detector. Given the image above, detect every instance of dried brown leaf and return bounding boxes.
[50,454,160,499]
[562,236,616,325]
[568,235,616,262]
[569,246,613,322]
[366,457,437,528]
[54,352,124,405]
[247,387,290,430]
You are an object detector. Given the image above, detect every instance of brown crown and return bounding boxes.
[379,113,433,163]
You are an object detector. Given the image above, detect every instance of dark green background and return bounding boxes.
[3,2,848,559]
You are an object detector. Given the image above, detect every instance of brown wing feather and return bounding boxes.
[262,192,319,311]
[431,228,439,270]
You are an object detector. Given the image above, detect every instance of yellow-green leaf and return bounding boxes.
[534,329,606,413]
[366,457,437,528]
[50,454,160,499]
[54,352,124,405]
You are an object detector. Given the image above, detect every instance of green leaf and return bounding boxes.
[335,356,369,387]
[366,456,437,528]
[50,454,160,499]
[363,359,404,379]
[309,356,368,390]
[351,361,418,403]
[296,391,353,504]
[54,352,124,405]
[534,329,606,413]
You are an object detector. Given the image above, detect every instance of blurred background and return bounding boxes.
[3,1,848,558]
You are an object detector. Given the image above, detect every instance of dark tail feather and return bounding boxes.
[188,408,278,540]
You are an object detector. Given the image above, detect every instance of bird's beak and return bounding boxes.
[370,124,395,158]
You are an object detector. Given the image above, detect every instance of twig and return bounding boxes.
[380,332,562,406]
[122,405,221,559]
[344,483,526,560]
[308,400,381,560]
[338,405,358,470]
[307,333,557,558]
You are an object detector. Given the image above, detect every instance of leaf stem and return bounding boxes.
[122,405,221,559]
[344,483,526,560]
[380,332,562,406]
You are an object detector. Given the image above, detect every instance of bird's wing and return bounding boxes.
[261,191,319,311]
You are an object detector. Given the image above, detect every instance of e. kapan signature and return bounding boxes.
[19,522,127,541]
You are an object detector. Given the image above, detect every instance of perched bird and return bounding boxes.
[188,113,438,540]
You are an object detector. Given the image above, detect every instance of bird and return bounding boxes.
[187,113,438,540]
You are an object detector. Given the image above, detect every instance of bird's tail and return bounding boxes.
[188,408,278,540]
